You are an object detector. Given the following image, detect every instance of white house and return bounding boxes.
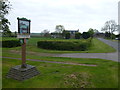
[65,29,79,38]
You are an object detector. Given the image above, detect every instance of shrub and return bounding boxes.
[111,34,116,39]
[2,40,21,48]
[82,32,90,39]
[37,40,91,51]
[75,32,81,39]
[65,32,70,39]
[105,32,111,38]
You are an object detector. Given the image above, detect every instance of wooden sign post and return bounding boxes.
[21,38,27,68]
[6,17,39,81]
[17,17,31,68]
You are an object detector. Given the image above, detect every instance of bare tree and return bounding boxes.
[101,20,118,34]
[41,29,50,37]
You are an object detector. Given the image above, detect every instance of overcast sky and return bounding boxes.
[7,0,119,33]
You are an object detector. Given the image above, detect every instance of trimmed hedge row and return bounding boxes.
[37,40,91,51]
[2,40,21,48]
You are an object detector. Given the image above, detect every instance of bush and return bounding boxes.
[75,32,81,39]
[2,40,21,48]
[111,34,116,39]
[65,32,70,39]
[105,32,111,38]
[82,32,90,39]
[37,40,91,51]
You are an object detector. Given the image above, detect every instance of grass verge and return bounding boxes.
[2,57,118,88]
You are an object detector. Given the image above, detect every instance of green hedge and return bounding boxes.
[2,40,21,48]
[37,40,91,51]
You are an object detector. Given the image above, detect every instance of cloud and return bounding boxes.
[7,0,119,33]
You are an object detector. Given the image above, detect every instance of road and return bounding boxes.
[54,38,119,62]
[97,38,119,51]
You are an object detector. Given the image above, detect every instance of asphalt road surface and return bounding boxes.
[55,38,119,62]
[97,38,119,51]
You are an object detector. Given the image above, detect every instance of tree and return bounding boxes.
[101,20,118,39]
[88,28,94,37]
[41,29,50,37]
[75,32,81,39]
[82,32,90,39]
[65,32,70,39]
[2,18,11,36]
[93,29,99,33]
[62,30,68,38]
[14,31,17,37]
[0,0,12,36]
[55,25,65,33]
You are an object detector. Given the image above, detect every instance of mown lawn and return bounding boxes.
[2,57,118,88]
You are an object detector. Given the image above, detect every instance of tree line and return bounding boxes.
[42,21,119,39]
[42,25,97,39]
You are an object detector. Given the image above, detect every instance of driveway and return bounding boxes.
[54,38,119,62]
[97,38,119,51]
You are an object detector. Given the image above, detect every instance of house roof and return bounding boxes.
[65,29,79,32]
